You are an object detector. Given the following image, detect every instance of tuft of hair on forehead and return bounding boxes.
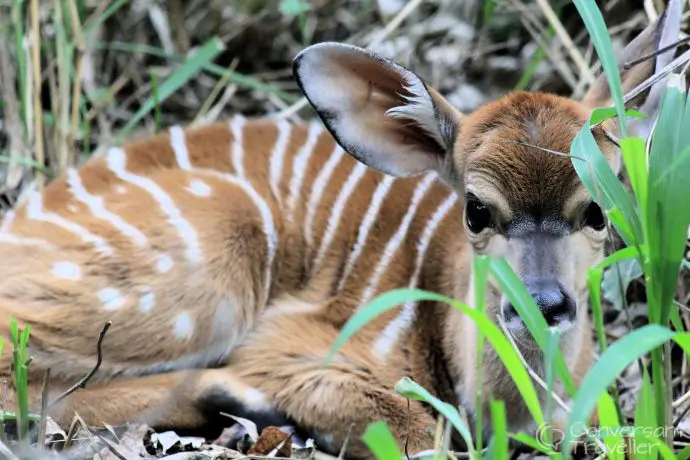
[457,92,607,216]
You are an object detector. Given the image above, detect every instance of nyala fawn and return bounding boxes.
[0,2,682,457]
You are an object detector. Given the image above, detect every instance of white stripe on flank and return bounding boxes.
[373,192,459,359]
[26,192,114,255]
[230,115,247,179]
[286,122,323,221]
[66,168,149,248]
[107,147,202,263]
[304,144,345,248]
[311,161,368,276]
[194,169,278,305]
[337,175,395,292]
[0,211,55,249]
[359,172,437,306]
[269,119,293,205]
[169,125,192,170]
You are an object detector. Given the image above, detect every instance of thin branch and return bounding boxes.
[48,321,111,408]
[623,36,690,70]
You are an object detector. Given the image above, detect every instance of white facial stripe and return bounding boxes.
[360,172,437,305]
[286,122,323,221]
[106,147,202,263]
[337,175,395,292]
[305,145,345,248]
[66,168,149,248]
[169,125,192,170]
[230,115,247,179]
[269,119,293,205]
[311,161,368,276]
[26,191,114,255]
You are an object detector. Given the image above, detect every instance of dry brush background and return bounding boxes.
[0,0,689,458]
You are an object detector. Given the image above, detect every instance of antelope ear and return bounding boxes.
[292,42,462,180]
[582,0,683,138]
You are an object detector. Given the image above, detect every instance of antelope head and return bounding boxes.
[292,4,681,347]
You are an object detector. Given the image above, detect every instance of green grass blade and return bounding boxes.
[596,392,623,460]
[591,108,645,126]
[509,433,558,456]
[561,324,676,457]
[361,421,403,460]
[633,368,656,460]
[116,38,225,141]
[570,122,642,246]
[488,399,508,460]
[327,288,544,426]
[571,0,628,136]
[395,377,474,453]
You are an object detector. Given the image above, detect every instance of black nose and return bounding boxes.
[503,277,575,326]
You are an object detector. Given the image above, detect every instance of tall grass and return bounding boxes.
[328,2,690,459]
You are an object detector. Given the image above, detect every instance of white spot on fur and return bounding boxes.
[269,119,293,205]
[138,289,155,313]
[98,287,125,310]
[373,192,458,359]
[286,122,323,221]
[174,312,195,340]
[115,186,127,194]
[66,168,149,248]
[169,125,192,170]
[26,191,113,255]
[107,148,202,263]
[67,204,78,213]
[311,161,368,276]
[305,144,345,248]
[157,254,174,273]
[337,175,395,292]
[52,261,82,280]
[230,115,246,179]
[243,388,268,409]
[187,179,212,197]
[361,172,437,305]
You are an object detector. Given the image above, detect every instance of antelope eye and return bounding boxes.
[465,194,492,233]
[583,201,606,231]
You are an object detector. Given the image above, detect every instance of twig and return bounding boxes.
[37,368,51,455]
[30,0,45,186]
[337,423,354,460]
[624,36,690,70]
[48,321,111,408]
[534,0,595,86]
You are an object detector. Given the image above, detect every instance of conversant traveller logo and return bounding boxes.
[535,422,677,455]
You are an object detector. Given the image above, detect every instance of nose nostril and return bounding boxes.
[534,290,574,326]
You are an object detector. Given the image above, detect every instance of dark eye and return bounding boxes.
[465,194,492,233]
[583,201,606,231]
